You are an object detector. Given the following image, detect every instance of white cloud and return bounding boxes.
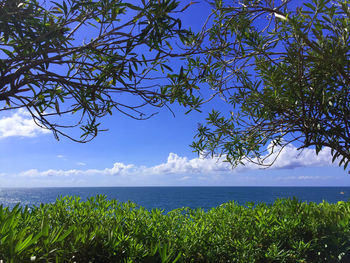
[1,144,345,187]
[77,162,86,166]
[145,153,232,175]
[14,144,335,180]
[19,169,84,177]
[18,163,137,178]
[246,143,334,169]
[0,109,50,138]
[106,162,136,175]
[145,145,334,175]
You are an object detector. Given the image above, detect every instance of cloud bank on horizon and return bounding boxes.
[1,144,337,187]
[0,109,344,187]
[16,144,334,178]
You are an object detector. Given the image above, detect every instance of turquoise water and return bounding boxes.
[0,187,349,211]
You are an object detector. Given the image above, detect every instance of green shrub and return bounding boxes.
[0,195,349,262]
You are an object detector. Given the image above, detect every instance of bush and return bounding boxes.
[0,195,349,262]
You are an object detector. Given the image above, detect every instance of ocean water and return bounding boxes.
[0,187,349,212]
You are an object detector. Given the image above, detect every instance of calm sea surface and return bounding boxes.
[0,187,349,212]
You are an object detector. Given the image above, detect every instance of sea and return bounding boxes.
[0,187,349,212]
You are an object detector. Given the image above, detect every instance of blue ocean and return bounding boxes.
[0,187,349,212]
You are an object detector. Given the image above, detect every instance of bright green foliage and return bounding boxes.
[0,195,350,262]
[186,0,350,168]
[0,0,198,142]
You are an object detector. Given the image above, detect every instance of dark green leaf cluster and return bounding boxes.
[1,195,350,262]
[186,0,350,168]
[0,0,198,142]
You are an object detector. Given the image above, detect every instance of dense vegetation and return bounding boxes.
[188,0,350,168]
[0,195,349,262]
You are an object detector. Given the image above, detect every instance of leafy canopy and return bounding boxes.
[0,0,199,142]
[185,0,350,169]
[2,0,349,169]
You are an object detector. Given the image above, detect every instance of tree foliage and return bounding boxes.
[2,0,349,169]
[0,0,198,142]
[186,0,350,169]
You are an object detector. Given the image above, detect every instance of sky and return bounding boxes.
[0,0,348,187]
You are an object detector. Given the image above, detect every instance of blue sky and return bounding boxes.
[0,0,348,187]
